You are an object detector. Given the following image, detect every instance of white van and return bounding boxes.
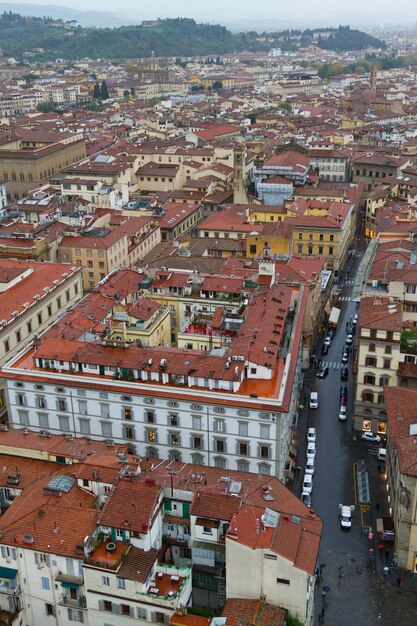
[309,392,319,409]
[302,473,313,494]
[378,448,386,462]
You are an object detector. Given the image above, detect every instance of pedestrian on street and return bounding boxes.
[396,575,403,588]
[378,544,384,557]
[321,607,325,619]
[338,565,343,580]
[321,590,326,602]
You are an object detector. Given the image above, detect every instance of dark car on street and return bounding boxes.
[340,385,348,399]
[321,343,329,355]
[317,365,329,379]
[340,365,349,381]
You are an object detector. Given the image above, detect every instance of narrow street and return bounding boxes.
[291,245,417,625]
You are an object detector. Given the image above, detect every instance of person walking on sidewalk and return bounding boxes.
[338,565,343,580]
[396,575,403,588]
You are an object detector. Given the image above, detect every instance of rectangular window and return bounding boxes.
[58,415,70,431]
[169,413,178,427]
[36,397,46,411]
[385,345,392,354]
[57,398,67,412]
[45,604,55,616]
[137,608,147,619]
[123,407,133,421]
[368,343,376,352]
[192,435,203,450]
[365,357,377,367]
[121,604,131,616]
[79,419,90,435]
[37,412,49,428]
[276,577,291,585]
[68,608,84,622]
[101,422,112,438]
[41,576,50,590]
[146,410,155,424]
[146,429,157,443]
[124,426,134,440]
[238,421,248,437]
[18,410,29,426]
[213,418,225,432]
[260,424,270,439]
[102,576,110,586]
[383,359,391,369]
[238,442,249,456]
[117,578,126,589]
[192,415,201,430]
[100,404,110,418]
[214,439,226,453]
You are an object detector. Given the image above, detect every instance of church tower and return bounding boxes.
[370,65,377,91]
[233,146,249,204]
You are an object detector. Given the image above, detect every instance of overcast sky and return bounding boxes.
[4,0,416,26]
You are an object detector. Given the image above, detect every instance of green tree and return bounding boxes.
[36,101,55,113]
[93,82,101,99]
[279,101,292,112]
[123,89,130,99]
[100,80,109,100]
[212,80,223,89]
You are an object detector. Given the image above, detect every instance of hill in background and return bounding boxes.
[0,14,386,60]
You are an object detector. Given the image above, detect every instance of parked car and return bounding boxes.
[309,392,319,409]
[317,365,329,379]
[307,427,316,443]
[302,473,313,494]
[321,343,329,355]
[327,329,335,340]
[306,442,316,459]
[305,458,315,475]
[346,333,353,345]
[361,432,381,443]
[340,385,348,400]
[302,491,312,508]
[324,334,332,346]
[341,350,349,364]
[340,365,349,381]
[338,404,347,421]
[353,313,358,325]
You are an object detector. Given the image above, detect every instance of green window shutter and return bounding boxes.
[110,528,116,541]
[183,503,190,519]
[164,500,172,511]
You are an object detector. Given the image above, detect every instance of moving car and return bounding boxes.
[361,432,381,443]
[307,427,316,443]
[302,473,313,494]
[317,365,329,379]
[339,504,355,529]
[340,385,348,400]
[378,448,387,462]
[340,365,349,381]
[345,333,353,345]
[309,392,319,409]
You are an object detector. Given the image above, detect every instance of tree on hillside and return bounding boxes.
[213,80,223,90]
[93,82,101,99]
[101,80,109,100]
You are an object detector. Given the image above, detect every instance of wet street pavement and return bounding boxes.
[290,245,417,625]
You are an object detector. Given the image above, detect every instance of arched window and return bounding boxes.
[379,375,390,387]
[237,459,249,472]
[168,450,182,462]
[258,463,271,476]
[362,389,374,403]
[214,456,227,469]
[146,446,158,459]
[364,372,376,385]
[363,408,372,415]
[192,453,204,466]
[377,392,385,405]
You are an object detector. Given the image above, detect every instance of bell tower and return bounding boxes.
[233,146,249,204]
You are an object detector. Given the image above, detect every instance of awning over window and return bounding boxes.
[61,581,80,589]
[0,566,17,580]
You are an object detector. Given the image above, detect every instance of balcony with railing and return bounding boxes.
[84,540,130,572]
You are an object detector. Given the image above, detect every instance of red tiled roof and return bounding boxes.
[222,599,286,626]
[99,478,161,531]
